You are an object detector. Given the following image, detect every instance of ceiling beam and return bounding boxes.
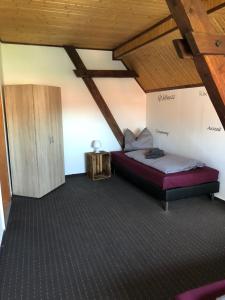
[113,2,225,60]
[146,83,204,93]
[173,32,225,58]
[166,0,225,129]
[74,69,138,78]
[185,32,225,56]
[64,46,124,147]
[114,16,176,59]
[173,39,193,59]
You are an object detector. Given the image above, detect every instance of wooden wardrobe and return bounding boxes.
[4,85,65,198]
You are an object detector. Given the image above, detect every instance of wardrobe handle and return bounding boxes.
[48,136,54,144]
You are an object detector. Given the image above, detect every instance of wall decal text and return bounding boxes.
[207,126,222,132]
[158,94,175,102]
[156,129,169,136]
[199,90,208,97]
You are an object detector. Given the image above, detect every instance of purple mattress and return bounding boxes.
[111,151,219,190]
[175,279,225,300]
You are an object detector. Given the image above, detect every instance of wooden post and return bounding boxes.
[64,46,124,147]
[166,0,225,129]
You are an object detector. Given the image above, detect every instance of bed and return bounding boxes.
[175,279,225,300]
[111,151,219,210]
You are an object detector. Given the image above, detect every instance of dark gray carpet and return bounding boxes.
[1,175,225,300]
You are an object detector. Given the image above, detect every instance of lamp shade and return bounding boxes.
[91,140,102,153]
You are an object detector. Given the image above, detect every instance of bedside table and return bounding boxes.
[86,151,111,181]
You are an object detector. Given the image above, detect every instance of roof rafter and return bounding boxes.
[166,0,225,129]
[74,69,138,78]
[64,46,124,147]
[113,1,225,60]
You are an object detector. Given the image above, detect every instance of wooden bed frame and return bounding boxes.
[112,162,220,211]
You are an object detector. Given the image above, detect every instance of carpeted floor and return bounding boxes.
[1,175,225,300]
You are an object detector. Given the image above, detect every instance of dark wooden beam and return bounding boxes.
[166,0,225,128]
[0,40,112,51]
[113,2,225,59]
[74,69,138,78]
[145,83,203,93]
[174,33,225,59]
[113,16,176,59]
[173,39,193,59]
[64,46,124,147]
[185,32,225,56]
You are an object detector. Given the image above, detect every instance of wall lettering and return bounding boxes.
[156,129,169,136]
[158,94,175,102]
[199,90,208,97]
[207,126,222,132]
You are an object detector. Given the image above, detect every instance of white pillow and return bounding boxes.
[216,296,225,300]
[124,128,153,152]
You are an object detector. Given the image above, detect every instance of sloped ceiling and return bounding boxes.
[122,29,202,92]
[0,0,170,48]
[0,0,225,91]
[123,3,225,92]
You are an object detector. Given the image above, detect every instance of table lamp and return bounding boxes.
[91,140,102,153]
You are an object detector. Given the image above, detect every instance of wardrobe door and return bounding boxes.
[48,87,65,190]
[32,85,53,197]
[4,85,39,197]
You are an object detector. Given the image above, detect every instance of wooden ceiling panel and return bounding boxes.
[0,0,224,91]
[122,2,225,92]
[0,0,170,48]
[209,7,225,33]
[123,30,202,92]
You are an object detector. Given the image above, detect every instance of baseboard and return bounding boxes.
[4,200,11,225]
[65,173,86,178]
[0,228,6,249]
[214,196,224,202]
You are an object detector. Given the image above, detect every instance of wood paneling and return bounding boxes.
[0,0,225,91]
[0,0,170,49]
[123,30,202,92]
[166,0,225,129]
[0,95,10,212]
[114,16,176,60]
[122,5,225,91]
[113,0,225,59]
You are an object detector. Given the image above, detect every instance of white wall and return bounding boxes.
[1,44,146,175]
[147,86,225,200]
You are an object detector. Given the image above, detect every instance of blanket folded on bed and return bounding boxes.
[145,148,165,159]
[125,149,205,174]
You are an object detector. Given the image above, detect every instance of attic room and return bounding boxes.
[1,0,225,299]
